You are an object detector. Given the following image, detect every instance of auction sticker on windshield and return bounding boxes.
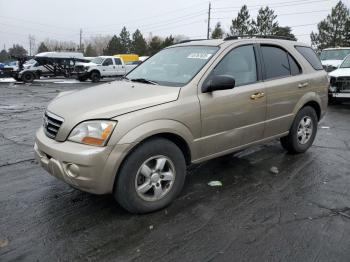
[187,53,213,59]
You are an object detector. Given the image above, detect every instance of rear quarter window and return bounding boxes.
[295,46,323,70]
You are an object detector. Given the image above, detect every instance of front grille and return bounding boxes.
[333,77,350,92]
[74,65,85,73]
[43,111,64,139]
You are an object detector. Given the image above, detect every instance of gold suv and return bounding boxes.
[34,38,328,213]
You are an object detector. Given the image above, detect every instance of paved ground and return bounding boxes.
[0,80,350,262]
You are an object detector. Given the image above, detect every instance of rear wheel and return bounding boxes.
[22,71,35,83]
[114,138,186,214]
[280,106,318,154]
[90,71,100,83]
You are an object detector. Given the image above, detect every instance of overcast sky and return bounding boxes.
[0,0,346,51]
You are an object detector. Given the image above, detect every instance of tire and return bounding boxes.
[90,71,100,83]
[114,138,186,214]
[280,106,318,154]
[21,71,35,83]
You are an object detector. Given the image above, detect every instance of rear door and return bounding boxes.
[114,58,125,75]
[259,44,309,138]
[198,44,267,158]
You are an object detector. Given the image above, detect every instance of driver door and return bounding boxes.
[101,58,115,76]
[197,44,267,158]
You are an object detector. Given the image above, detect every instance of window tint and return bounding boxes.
[288,54,302,75]
[103,58,113,66]
[295,46,323,70]
[211,45,257,86]
[261,46,290,79]
[114,58,122,65]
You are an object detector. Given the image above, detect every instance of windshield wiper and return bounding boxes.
[130,78,158,85]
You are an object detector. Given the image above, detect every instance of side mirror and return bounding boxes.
[202,75,235,93]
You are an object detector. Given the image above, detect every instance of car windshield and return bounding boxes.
[91,57,104,64]
[126,46,219,87]
[340,55,350,68]
[320,49,350,61]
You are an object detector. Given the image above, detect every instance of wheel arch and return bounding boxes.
[293,92,322,121]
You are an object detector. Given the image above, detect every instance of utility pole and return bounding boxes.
[79,28,83,52]
[29,35,35,56]
[207,2,211,39]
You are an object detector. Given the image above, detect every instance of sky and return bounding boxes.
[0,0,347,52]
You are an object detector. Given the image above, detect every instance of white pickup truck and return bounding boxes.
[75,56,137,82]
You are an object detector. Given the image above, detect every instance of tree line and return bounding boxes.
[0,0,349,62]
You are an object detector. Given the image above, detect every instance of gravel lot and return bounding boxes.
[0,80,350,262]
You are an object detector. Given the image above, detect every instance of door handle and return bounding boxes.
[250,92,265,100]
[298,82,309,88]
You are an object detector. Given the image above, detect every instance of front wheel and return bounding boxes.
[280,106,318,154]
[90,71,100,82]
[21,71,35,83]
[114,138,186,214]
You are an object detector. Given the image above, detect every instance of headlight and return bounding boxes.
[68,121,116,146]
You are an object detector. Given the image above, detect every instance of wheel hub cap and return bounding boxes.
[297,116,313,145]
[135,156,176,202]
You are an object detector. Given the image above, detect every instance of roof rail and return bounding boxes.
[224,35,296,41]
[178,39,208,44]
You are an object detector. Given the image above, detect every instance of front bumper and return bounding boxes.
[34,127,135,194]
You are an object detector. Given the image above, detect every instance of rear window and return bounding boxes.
[295,46,323,70]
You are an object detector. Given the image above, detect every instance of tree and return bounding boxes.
[103,35,124,55]
[84,44,97,57]
[8,44,27,58]
[148,36,163,55]
[230,5,252,36]
[37,42,49,53]
[251,7,279,35]
[211,22,224,39]
[162,35,175,48]
[131,29,148,55]
[119,26,131,53]
[0,49,9,62]
[311,1,350,51]
[272,26,297,40]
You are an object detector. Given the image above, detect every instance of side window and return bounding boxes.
[295,46,323,70]
[211,45,257,87]
[103,58,113,66]
[114,58,122,65]
[288,54,302,75]
[261,46,290,79]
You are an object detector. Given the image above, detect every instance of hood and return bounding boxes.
[321,60,342,68]
[76,62,97,67]
[47,80,180,139]
[329,67,350,78]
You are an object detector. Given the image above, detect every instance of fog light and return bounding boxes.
[66,163,80,178]
[329,86,337,92]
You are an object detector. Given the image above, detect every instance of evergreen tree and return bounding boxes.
[0,49,9,62]
[84,44,97,57]
[211,23,224,39]
[272,26,297,40]
[37,42,49,53]
[103,35,123,55]
[251,7,279,35]
[8,44,28,58]
[148,36,163,55]
[119,26,131,53]
[162,35,175,48]
[311,1,350,51]
[131,29,148,55]
[230,5,251,36]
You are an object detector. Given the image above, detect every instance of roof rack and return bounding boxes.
[224,35,296,41]
[178,39,208,44]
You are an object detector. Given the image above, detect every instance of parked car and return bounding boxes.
[328,54,350,103]
[74,56,137,82]
[34,37,328,213]
[320,47,350,72]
